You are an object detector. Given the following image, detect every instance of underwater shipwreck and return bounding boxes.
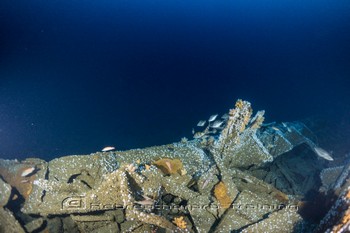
[0,99,349,233]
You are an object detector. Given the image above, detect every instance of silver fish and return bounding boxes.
[197,120,206,127]
[221,113,229,120]
[314,146,334,161]
[135,199,154,206]
[193,126,210,139]
[271,126,280,131]
[211,120,224,129]
[208,114,218,122]
[135,195,155,206]
[282,122,292,132]
[193,131,206,139]
[21,167,36,177]
[102,146,115,152]
[201,176,213,189]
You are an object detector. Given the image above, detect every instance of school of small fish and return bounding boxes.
[193,114,335,163]
[192,113,227,139]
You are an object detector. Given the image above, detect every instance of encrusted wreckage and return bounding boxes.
[0,99,349,233]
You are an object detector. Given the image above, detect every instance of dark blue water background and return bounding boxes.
[1,0,350,160]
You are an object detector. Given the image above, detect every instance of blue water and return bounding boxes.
[1,0,349,160]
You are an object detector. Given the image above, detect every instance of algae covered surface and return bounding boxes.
[1,99,349,233]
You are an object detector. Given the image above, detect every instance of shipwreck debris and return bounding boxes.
[0,99,348,232]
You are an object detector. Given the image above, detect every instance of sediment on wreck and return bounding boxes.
[0,99,348,233]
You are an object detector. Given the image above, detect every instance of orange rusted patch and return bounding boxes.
[333,209,350,232]
[0,163,36,200]
[173,216,187,229]
[153,158,183,175]
[214,181,232,209]
[235,99,244,109]
[271,190,289,203]
[346,190,350,200]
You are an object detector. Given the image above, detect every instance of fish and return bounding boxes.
[193,132,205,139]
[221,113,229,120]
[21,167,36,177]
[12,194,18,200]
[197,120,206,127]
[201,176,213,189]
[201,178,211,189]
[101,146,115,152]
[271,126,280,131]
[208,114,218,122]
[135,195,155,206]
[211,120,224,129]
[135,199,154,206]
[193,126,210,139]
[282,122,292,132]
[313,146,334,161]
[261,122,276,127]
